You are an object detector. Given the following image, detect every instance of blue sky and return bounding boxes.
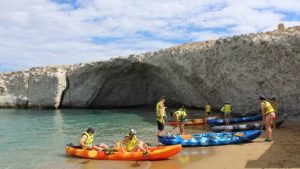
[0,0,300,72]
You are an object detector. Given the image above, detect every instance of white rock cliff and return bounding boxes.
[0,26,299,118]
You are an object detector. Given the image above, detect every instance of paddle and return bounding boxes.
[232,132,251,143]
[233,132,245,137]
[219,131,244,138]
[180,134,193,140]
[103,147,118,155]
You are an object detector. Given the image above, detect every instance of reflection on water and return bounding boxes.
[53,110,64,134]
[181,148,209,156]
[0,108,215,169]
[0,108,159,169]
[173,146,216,168]
[178,154,190,165]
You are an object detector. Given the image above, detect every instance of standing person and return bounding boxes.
[270,97,277,129]
[80,127,109,151]
[203,102,211,127]
[259,96,276,142]
[204,102,211,118]
[156,96,167,136]
[171,107,188,135]
[221,101,231,126]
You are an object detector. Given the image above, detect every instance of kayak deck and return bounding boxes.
[158,130,261,146]
[65,143,181,161]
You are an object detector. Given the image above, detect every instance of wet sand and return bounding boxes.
[58,121,300,169]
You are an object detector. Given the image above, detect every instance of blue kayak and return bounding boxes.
[207,114,262,125]
[158,130,261,146]
[210,120,284,132]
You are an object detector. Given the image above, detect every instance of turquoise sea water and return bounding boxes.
[0,108,162,169]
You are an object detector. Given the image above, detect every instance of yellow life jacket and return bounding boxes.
[205,104,211,113]
[156,101,166,122]
[270,101,277,112]
[223,104,231,113]
[263,101,275,115]
[82,132,94,149]
[125,135,139,152]
[174,110,187,119]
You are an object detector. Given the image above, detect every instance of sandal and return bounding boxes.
[264,138,272,142]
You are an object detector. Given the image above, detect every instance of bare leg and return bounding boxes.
[99,143,109,149]
[272,117,276,130]
[158,130,163,136]
[132,141,147,153]
[157,130,163,145]
[224,114,229,126]
[92,145,103,151]
[270,118,275,137]
[93,143,109,151]
[179,123,184,135]
[265,116,272,140]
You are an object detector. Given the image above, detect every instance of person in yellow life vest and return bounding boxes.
[122,129,148,156]
[80,127,109,151]
[171,107,188,135]
[260,96,276,142]
[221,101,231,126]
[270,97,277,130]
[156,96,167,136]
[204,102,211,118]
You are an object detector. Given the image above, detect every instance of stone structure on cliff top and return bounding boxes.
[0,25,300,118]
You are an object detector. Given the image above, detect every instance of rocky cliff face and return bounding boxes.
[1,26,300,118]
[0,66,67,109]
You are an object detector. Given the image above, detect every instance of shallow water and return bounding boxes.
[0,108,219,169]
[0,108,167,169]
[2,107,296,169]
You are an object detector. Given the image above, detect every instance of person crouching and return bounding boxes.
[171,107,188,135]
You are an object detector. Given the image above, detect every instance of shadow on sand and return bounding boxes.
[246,122,300,168]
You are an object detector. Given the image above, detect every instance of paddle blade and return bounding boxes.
[234,132,244,137]
[181,134,193,140]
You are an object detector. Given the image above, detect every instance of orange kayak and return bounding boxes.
[65,143,181,161]
[168,118,205,126]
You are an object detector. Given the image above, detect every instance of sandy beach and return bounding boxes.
[58,120,300,169]
[153,121,300,169]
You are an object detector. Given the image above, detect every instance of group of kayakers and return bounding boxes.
[80,127,149,155]
[155,96,232,136]
[156,95,277,142]
[79,95,277,153]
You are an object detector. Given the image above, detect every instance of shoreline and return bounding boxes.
[1,108,299,169]
[161,121,300,169]
[55,121,300,169]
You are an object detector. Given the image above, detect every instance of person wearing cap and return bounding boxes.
[121,129,148,156]
[171,107,188,135]
[259,96,276,142]
[156,96,167,136]
[221,101,231,126]
[270,97,277,130]
[80,127,109,151]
